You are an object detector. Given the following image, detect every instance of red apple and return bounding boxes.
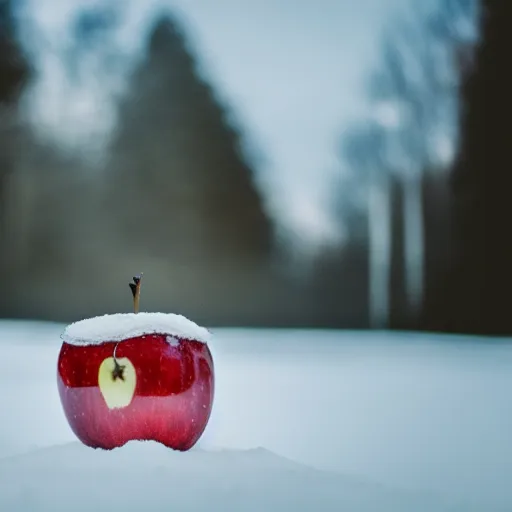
[57,314,214,451]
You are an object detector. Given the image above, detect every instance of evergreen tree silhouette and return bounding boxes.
[0,0,31,278]
[0,0,30,104]
[93,13,276,323]
[107,15,272,262]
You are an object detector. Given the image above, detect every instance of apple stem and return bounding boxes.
[129,274,143,314]
[111,342,126,381]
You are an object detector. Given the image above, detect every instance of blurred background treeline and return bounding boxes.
[0,0,509,335]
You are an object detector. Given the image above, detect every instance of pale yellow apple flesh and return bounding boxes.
[98,357,136,409]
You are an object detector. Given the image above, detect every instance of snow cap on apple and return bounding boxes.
[57,274,215,451]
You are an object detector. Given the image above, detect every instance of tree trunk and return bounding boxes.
[439,0,512,334]
[402,172,424,322]
[368,173,391,328]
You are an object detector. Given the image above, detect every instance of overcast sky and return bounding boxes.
[16,0,408,248]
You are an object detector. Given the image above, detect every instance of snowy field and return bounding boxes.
[0,320,511,511]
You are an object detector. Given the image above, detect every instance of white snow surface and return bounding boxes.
[0,320,511,511]
[61,312,211,345]
[0,442,480,512]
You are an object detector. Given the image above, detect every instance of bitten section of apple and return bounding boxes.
[57,333,214,451]
[98,357,137,409]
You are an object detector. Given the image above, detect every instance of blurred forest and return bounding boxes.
[0,0,509,334]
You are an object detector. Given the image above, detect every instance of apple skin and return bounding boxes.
[57,334,214,451]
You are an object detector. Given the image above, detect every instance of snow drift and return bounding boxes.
[0,321,511,510]
[0,441,481,512]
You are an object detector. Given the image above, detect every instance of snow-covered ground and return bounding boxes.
[0,320,511,510]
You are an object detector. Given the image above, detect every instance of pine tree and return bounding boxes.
[106,15,272,258]
[98,14,274,322]
[0,0,31,277]
[0,0,30,104]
